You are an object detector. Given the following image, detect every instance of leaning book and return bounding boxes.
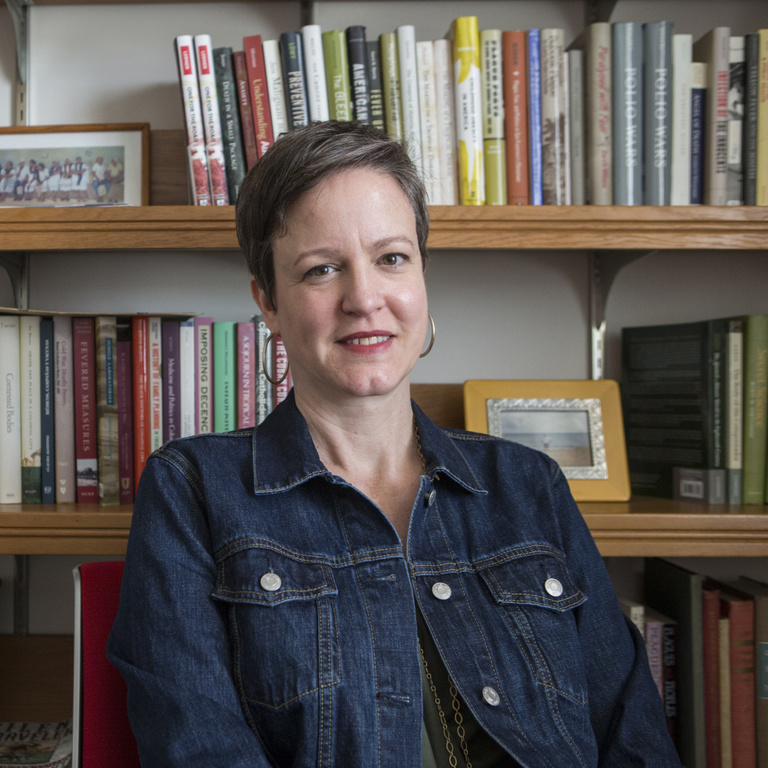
[0,720,72,768]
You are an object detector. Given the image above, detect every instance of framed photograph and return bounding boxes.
[464,379,630,502]
[0,123,149,207]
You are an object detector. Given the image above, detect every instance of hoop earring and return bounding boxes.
[420,312,436,358]
[262,333,290,386]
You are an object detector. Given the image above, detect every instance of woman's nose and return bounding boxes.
[340,268,382,315]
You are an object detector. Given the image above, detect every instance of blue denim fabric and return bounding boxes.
[107,391,682,768]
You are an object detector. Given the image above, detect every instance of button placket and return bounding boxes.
[431,581,452,600]
[260,572,282,592]
[544,577,563,597]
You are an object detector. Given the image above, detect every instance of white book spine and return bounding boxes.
[562,51,572,205]
[397,25,424,177]
[726,36,745,206]
[301,25,330,121]
[416,40,440,204]
[0,316,22,503]
[20,315,41,502]
[433,39,458,205]
[53,315,75,503]
[568,49,585,205]
[148,317,163,451]
[179,319,196,438]
[671,34,693,205]
[540,28,567,205]
[263,39,290,140]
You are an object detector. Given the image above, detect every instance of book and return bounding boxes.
[397,24,423,178]
[147,316,163,453]
[72,317,97,504]
[174,35,211,205]
[727,37,746,206]
[703,582,723,768]
[323,29,353,122]
[162,320,181,443]
[194,34,229,206]
[179,317,195,438]
[233,49,259,170]
[237,321,256,429]
[301,25,330,122]
[567,48,585,205]
[130,315,150,485]
[562,51,572,205]
[19,314,42,504]
[367,40,385,133]
[725,318,744,504]
[480,29,507,205]
[380,32,403,141]
[213,320,236,432]
[273,334,290,406]
[691,62,708,204]
[94,316,119,505]
[644,558,705,768]
[618,595,645,636]
[116,331,134,504]
[644,606,666,703]
[280,31,310,131]
[433,39,458,205]
[743,34,760,206]
[39,318,55,504]
[503,30,530,205]
[527,29,543,206]
[243,35,275,158]
[612,22,643,206]
[0,719,72,768]
[52,316,75,504]
[262,39,289,140]
[671,34,693,206]
[254,312,273,424]
[416,39,441,205]
[213,46,246,203]
[540,28,567,205]
[346,25,371,124]
[195,316,213,434]
[693,27,732,205]
[0,315,22,503]
[719,615,732,768]
[757,29,768,206]
[644,606,678,736]
[644,21,674,205]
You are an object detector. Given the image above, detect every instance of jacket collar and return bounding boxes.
[252,389,486,496]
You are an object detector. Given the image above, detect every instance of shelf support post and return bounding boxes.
[4,0,31,126]
[0,252,30,310]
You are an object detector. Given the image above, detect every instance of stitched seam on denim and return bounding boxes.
[151,448,207,505]
[253,469,328,492]
[483,570,587,611]
[244,679,340,710]
[409,544,569,577]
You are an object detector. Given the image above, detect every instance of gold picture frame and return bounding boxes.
[464,379,630,502]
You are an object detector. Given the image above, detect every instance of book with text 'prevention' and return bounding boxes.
[0,315,22,503]
[503,30,529,205]
[53,315,75,503]
[480,28,506,205]
[644,21,673,205]
[280,31,310,131]
[213,47,246,203]
[73,317,97,504]
[20,314,42,504]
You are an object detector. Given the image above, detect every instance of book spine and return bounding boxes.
[162,320,181,443]
[147,317,163,453]
[703,585,722,768]
[346,25,371,124]
[301,25,331,122]
[0,316,22,503]
[725,598,756,768]
[95,316,119,505]
[174,35,211,205]
[691,62,708,205]
[19,315,42,504]
[397,24,424,178]
[243,35,275,158]
[179,318,196,437]
[195,317,213,434]
[671,34,693,206]
[213,47,246,203]
[280,31,310,131]
[131,315,149,484]
[567,48,585,205]
[323,30,353,122]
[661,621,679,748]
[562,52,572,205]
[367,40,386,133]
[255,313,273,424]
[273,335,291,406]
[612,22,644,206]
[237,321,256,429]
[644,21,673,205]
[194,34,229,206]
[540,28,567,205]
[743,34,760,206]
[741,315,768,504]
[756,29,768,206]
[233,49,260,170]
[527,29,543,206]
[502,31,529,206]
[433,39,458,205]
[39,318,55,504]
[416,39,441,205]
[263,39,289,139]
[719,617,733,768]
[645,617,665,702]
[213,321,236,433]
[586,23,612,205]
[480,29,507,205]
[380,32,403,141]
[52,315,75,503]
[727,37,746,206]
[116,336,134,505]
[725,318,744,504]
[73,317,97,504]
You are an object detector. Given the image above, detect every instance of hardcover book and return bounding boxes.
[233,49,259,169]
[380,32,403,141]
[743,33,760,206]
[301,25,330,122]
[53,315,75,503]
[95,316,119,505]
[39,318,55,504]
[148,317,163,454]
[179,317,196,438]
[242,35,275,158]
[20,314,42,504]
[254,313,273,424]
[213,321,236,433]
[727,37,746,206]
[195,317,214,434]
[116,332,134,504]
[755,29,768,206]
[346,25,371,124]
[480,29,507,205]
[567,48,585,205]
[323,29,353,122]
[540,28,567,205]
[527,29,543,206]
[131,315,150,484]
[645,606,678,745]
[503,30,529,205]
[280,31,310,131]
[416,39,441,205]
[213,46,246,202]
[237,321,256,429]
[433,38,458,205]
[367,40,386,133]
[73,317,98,504]
[162,320,181,443]
[397,24,423,178]
[0,315,22,504]
[263,39,289,139]
[690,62,708,204]
[671,34,693,206]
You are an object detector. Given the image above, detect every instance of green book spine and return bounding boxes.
[379,32,403,141]
[213,321,236,433]
[740,315,768,503]
[322,30,352,121]
[480,29,507,205]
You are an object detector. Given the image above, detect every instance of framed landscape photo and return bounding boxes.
[0,123,149,207]
[464,379,630,502]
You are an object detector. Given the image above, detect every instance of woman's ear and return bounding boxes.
[250,276,278,334]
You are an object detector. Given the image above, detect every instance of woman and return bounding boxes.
[108,121,681,767]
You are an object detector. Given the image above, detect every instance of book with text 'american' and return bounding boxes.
[346,25,371,125]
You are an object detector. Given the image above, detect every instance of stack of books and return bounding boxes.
[174,20,768,207]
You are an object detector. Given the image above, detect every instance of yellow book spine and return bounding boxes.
[480,28,507,205]
[757,29,768,206]
[453,16,485,205]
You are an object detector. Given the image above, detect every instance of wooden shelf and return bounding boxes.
[1,499,766,556]
[0,205,766,252]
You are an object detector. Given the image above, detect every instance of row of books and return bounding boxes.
[0,311,285,506]
[637,558,767,768]
[174,18,768,209]
[621,315,768,506]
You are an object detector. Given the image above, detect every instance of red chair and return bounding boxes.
[73,560,141,768]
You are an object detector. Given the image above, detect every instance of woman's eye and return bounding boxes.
[306,264,333,278]
[381,253,406,266]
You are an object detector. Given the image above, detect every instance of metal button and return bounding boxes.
[260,572,282,592]
[545,578,563,597]
[482,686,501,706]
[426,489,437,506]
[431,582,452,600]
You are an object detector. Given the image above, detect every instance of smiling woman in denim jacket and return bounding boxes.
[108,121,682,768]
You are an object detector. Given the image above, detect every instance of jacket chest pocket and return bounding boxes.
[479,548,588,705]
[213,546,341,710]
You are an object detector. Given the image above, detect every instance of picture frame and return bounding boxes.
[463,379,630,502]
[0,123,149,207]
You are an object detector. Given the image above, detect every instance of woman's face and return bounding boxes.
[252,167,428,404]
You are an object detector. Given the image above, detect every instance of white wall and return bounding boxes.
[0,0,767,634]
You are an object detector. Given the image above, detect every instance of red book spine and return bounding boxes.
[233,50,259,170]
[273,335,290,405]
[131,316,149,487]
[73,317,98,504]
[702,586,722,768]
[237,321,256,429]
[243,34,274,157]
[148,317,163,452]
[503,30,530,204]
[116,339,134,504]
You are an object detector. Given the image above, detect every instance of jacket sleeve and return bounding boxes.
[106,448,272,767]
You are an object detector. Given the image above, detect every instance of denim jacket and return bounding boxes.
[108,391,681,768]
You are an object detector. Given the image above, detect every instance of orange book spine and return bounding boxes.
[131,316,150,486]
[503,30,529,204]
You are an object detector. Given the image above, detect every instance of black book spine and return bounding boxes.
[743,33,759,206]
[279,31,310,131]
[367,40,385,132]
[213,47,246,202]
[346,26,371,124]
